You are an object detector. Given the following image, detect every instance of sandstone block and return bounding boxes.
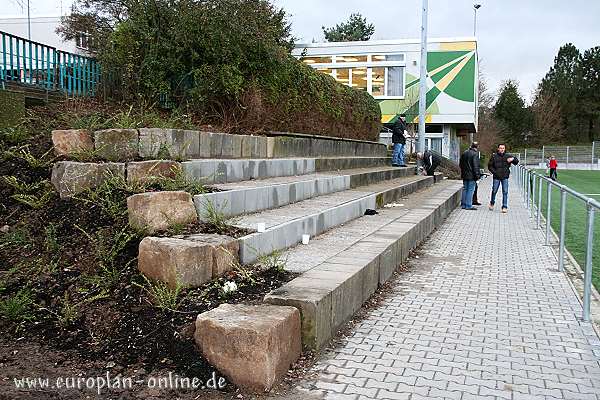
[51,161,125,198]
[126,160,180,184]
[127,191,197,233]
[94,128,139,161]
[138,234,239,288]
[138,128,170,158]
[51,129,93,156]
[194,304,301,392]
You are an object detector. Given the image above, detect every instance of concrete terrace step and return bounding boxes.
[236,174,436,264]
[193,166,415,220]
[182,157,392,184]
[264,180,463,349]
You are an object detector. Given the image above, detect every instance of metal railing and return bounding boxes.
[520,142,600,170]
[0,30,99,96]
[514,164,597,322]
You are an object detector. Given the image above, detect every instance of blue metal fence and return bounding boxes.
[0,30,99,96]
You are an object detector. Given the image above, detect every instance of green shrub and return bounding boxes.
[62,0,381,140]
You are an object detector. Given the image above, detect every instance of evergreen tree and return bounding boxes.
[322,13,375,42]
[578,47,600,142]
[493,80,532,147]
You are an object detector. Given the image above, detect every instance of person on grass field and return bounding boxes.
[459,142,481,210]
[391,115,408,167]
[549,155,558,181]
[488,144,519,213]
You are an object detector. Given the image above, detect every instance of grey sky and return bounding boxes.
[4,0,599,102]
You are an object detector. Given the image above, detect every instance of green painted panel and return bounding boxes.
[443,56,475,102]
[427,51,469,72]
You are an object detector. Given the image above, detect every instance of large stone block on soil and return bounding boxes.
[127,191,197,233]
[51,129,94,156]
[194,304,301,393]
[126,160,180,184]
[138,234,239,288]
[51,161,125,198]
[94,128,139,161]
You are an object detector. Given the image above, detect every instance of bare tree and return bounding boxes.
[530,87,564,145]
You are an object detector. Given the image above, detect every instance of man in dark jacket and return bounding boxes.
[488,144,519,213]
[459,142,481,210]
[391,115,408,167]
[417,150,441,176]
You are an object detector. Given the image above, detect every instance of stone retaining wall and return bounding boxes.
[51,128,387,161]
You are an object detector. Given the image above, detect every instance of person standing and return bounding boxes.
[549,156,558,181]
[488,144,519,213]
[459,142,481,210]
[391,115,408,167]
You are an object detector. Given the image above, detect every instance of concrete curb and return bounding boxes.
[238,176,437,265]
[264,183,462,349]
[193,167,414,220]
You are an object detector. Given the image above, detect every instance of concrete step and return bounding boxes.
[235,174,437,264]
[182,157,393,184]
[193,166,415,220]
[264,180,463,349]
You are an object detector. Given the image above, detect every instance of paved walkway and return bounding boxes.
[293,176,600,400]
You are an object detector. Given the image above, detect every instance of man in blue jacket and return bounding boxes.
[488,144,519,213]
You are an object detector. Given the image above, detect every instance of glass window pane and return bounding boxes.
[431,138,442,154]
[372,54,405,62]
[335,68,350,86]
[371,67,385,96]
[336,55,368,63]
[316,67,335,78]
[352,67,367,91]
[386,67,404,96]
[301,56,332,64]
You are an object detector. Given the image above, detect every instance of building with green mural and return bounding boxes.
[293,38,478,161]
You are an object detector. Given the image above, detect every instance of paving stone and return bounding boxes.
[278,177,600,399]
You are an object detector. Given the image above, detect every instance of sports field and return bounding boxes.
[535,169,600,291]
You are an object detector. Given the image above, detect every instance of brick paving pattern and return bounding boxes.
[295,177,600,399]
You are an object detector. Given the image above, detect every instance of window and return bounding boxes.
[372,54,405,62]
[352,67,367,91]
[335,55,368,63]
[427,138,443,154]
[301,56,332,64]
[386,67,404,97]
[335,68,350,85]
[75,32,90,50]
[371,67,385,96]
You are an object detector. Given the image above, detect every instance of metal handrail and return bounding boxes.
[513,164,596,322]
[0,30,99,97]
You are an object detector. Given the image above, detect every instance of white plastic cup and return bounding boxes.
[302,234,310,245]
[257,223,266,233]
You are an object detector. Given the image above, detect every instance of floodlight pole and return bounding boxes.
[27,0,31,40]
[417,0,428,154]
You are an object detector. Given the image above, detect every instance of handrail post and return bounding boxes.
[583,205,595,322]
[558,189,567,272]
[537,177,543,229]
[546,181,552,245]
[531,174,536,219]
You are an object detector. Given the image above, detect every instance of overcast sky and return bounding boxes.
[4,0,599,103]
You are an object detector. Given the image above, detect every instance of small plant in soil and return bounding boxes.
[136,276,186,311]
[258,249,288,273]
[3,145,54,170]
[0,288,35,323]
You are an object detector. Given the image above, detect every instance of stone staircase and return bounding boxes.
[49,128,462,393]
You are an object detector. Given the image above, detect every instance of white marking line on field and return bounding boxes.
[583,194,600,196]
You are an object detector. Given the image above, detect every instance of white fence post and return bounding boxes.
[566,146,570,169]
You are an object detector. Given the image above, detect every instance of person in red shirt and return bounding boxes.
[549,156,558,181]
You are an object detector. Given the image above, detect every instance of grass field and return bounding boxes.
[535,169,600,291]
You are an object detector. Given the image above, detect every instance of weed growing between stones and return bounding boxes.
[258,249,288,273]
